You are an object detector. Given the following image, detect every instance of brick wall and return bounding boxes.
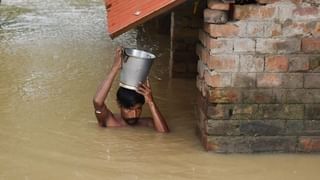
[170,0,205,78]
[197,0,320,153]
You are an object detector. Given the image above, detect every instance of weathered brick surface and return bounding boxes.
[204,23,240,38]
[298,137,320,152]
[239,55,264,72]
[197,77,209,98]
[207,104,259,120]
[286,120,304,135]
[304,120,320,136]
[304,73,320,88]
[309,55,320,72]
[256,0,281,4]
[197,59,207,78]
[302,38,320,53]
[257,104,304,120]
[233,5,276,20]
[207,55,239,72]
[287,89,320,103]
[242,89,275,104]
[240,120,286,136]
[204,9,229,24]
[282,21,320,38]
[232,73,256,88]
[256,38,301,54]
[257,73,303,88]
[196,43,210,64]
[207,120,241,136]
[208,0,230,11]
[207,88,242,103]
[233,38,256,52]
[208,39,234,53]
[305,104,320,120]
[242,21,282,38]
[204,71,232,87]
[249,136,297,153]
[200,30,235,53]
[197,0,320,153]
[288,55,310,72]
[265,55,289,72]
[293,6,319,21]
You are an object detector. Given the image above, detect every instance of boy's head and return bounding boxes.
[116,87,145,125]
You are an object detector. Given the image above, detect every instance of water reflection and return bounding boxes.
[0,0,320,180]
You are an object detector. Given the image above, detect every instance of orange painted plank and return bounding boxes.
[104,0,186,38]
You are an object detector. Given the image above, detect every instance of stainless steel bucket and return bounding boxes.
[119,48,156,90]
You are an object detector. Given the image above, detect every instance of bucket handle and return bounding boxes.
[121,47,129,64]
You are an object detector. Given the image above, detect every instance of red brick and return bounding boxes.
[258,73,304,88]
[207,38,234,53]
[257,73,282,88]
[204,71,232,87]
[265,55,289,72]
[298,137,320,152]
[233,5,276,20]
[293,6,319,20]
[208,0,230,11]
[302,38,320,53]
[208,88,241,103]
[207,55,239,72]
[204,23,239,37]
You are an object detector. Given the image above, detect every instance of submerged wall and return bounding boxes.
[197,0,320,153]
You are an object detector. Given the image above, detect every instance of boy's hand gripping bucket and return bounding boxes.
[119,48,156,90]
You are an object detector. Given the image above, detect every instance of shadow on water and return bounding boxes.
[0,5,31,27]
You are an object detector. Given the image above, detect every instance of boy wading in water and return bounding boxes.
[93,47,169,133]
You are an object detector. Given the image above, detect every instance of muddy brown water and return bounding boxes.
[0,0,319,180]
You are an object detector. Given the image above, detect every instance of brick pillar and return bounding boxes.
[197,0,320,153]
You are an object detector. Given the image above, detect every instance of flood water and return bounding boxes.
[0,0,319,179]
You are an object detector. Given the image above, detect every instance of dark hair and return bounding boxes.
[116,87,145,108]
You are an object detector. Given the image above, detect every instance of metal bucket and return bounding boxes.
[119,48,156,90]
